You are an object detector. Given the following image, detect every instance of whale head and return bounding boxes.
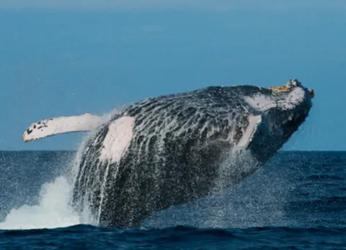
[268,79,314,131]
[243,79,314,161]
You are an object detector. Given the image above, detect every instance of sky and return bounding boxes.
[0,1,345,151]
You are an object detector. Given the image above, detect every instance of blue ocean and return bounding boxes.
[0,151,345,249]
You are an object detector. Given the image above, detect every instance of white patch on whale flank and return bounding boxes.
[244,95,277,112]
[237,115,262,148]
[99,116,135,164]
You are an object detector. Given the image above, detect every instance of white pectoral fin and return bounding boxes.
[237,115,262,149]
[23,113,103,142]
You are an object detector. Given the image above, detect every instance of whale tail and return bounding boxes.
[23,113,103,142]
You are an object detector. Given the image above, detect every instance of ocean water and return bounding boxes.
[0,151,345,249]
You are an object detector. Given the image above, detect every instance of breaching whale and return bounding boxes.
[23,79,314,227]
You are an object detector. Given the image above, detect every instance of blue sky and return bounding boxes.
[0,1,345,151]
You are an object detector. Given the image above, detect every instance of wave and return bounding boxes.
[0,225,345,249]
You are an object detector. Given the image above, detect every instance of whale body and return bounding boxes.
[23,79,314,227]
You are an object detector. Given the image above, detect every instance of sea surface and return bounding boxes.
[0,151,345,249]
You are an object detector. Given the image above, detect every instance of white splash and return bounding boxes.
[0,177,80,230]
[0,110,123,230]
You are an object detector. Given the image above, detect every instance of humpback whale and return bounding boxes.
[23,79,314,227]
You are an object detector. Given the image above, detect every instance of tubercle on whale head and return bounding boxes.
[268,79,315,99]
